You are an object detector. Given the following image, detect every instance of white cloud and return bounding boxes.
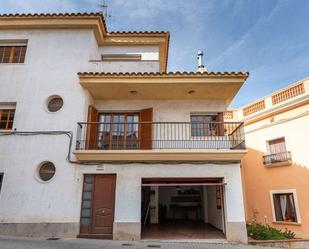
[210,0,282,68]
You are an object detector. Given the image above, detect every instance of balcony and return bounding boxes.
[74,121,246,162]
[263,151,292,167]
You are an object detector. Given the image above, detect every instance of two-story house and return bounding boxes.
[226,78,309,239]
[0,13,248,242]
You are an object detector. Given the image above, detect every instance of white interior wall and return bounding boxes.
[207,186,224,230]
[158,187,203,220]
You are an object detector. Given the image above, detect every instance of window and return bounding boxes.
[264,137,291,165]
[0,109,15,130]
[271,190,300,223]
[47,95,63,113]
[0,46,27,63]
[267,137,287,154]
[101,54,141,61]
[0,173,3,193]
[38,162,56,182]
[191,114,218,136]
[98,113,139,149]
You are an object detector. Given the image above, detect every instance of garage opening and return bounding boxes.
[141,178,226,240]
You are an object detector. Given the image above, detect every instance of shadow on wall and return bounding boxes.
[241,148,309,239]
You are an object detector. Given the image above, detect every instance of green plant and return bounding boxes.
[247,222,295,240]
[283,228,296,239]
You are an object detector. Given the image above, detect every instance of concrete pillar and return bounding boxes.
[224,166,248,243]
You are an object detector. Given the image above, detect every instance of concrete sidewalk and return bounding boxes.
[0,236,284,249]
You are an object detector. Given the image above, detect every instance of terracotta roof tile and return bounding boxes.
[0,12,107,31]
[78,71,249,78]
[0,13,171,37]
[108,31,169,35]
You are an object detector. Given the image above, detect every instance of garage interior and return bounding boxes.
[141,178,226,240]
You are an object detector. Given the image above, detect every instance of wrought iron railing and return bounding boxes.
[76,121,245,150]
[263,151,292,165]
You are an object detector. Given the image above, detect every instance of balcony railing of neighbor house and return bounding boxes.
[263,151,292,165]
[76,121,245,150]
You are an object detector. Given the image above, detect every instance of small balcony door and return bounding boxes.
[98,113,139,150]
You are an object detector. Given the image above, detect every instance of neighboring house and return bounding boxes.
[225,79,309,238]
[0,13,249,242]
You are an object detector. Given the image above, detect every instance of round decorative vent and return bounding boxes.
[38,162,56,182]
[47,96,63,113]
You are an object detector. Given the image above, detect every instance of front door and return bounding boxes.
[79,174,116,239]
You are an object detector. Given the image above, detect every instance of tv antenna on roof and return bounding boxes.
[98,0,112,22]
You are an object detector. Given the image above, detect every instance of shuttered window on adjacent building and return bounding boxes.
[267,137,287,155]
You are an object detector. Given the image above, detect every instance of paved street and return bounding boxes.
[0,236,283,249]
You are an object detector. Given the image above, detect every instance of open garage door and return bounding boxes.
[141,178,226,240]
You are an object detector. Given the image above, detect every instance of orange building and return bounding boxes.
[225,78,309,238]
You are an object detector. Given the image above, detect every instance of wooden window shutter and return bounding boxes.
[216,112,224,136]
[139,108,153,149]
[85,105,99,150]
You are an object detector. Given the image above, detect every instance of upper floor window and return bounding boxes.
[0,40,28,64]
[0,46,27,63]
[0,103,16,130]
[101,54,141,61]
[267,137,287,154]
[264,137,291,165]
[191,114,224,136]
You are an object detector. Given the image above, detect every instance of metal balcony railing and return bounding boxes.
[76,121,246,150]
[263,151,292,165]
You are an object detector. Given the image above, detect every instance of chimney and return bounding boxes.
[197,51,207,73]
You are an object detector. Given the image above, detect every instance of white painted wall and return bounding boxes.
[0,28,245,239]
[0,28,161,223]
[95,100,227,120]
[207,186,224,230]
[78,163,246,226]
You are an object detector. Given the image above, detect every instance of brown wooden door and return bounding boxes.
[86,105,99,150]
[91,174,116,238]
[139,108,153,149]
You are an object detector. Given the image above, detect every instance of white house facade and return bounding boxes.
[0,13,248,243]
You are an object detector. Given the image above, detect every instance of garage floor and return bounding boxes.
[141,220,225,240]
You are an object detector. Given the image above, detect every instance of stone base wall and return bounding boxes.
[225,221,248,243]
[0,223,79,238]
[113,222,140,240]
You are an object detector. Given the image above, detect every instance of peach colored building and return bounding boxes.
[225,78,309,238]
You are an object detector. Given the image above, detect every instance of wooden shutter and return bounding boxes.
[139,108,153,149]
[216,112,224,136]
[85,105,99,150]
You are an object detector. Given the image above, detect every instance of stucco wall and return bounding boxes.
[95,99,227,122]
[242,103,309,238]
[0,29,161,224]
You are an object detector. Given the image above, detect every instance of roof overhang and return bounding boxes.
[0,13,170,72]
[78,72,249,104]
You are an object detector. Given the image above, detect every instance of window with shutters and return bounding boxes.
[0,45,27,63]
[270,190,300,224]
[264,137,291,165]
[267,137,287,154]
[0,108,15,130]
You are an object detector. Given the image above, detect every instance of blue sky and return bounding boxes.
[1,0,309,108]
